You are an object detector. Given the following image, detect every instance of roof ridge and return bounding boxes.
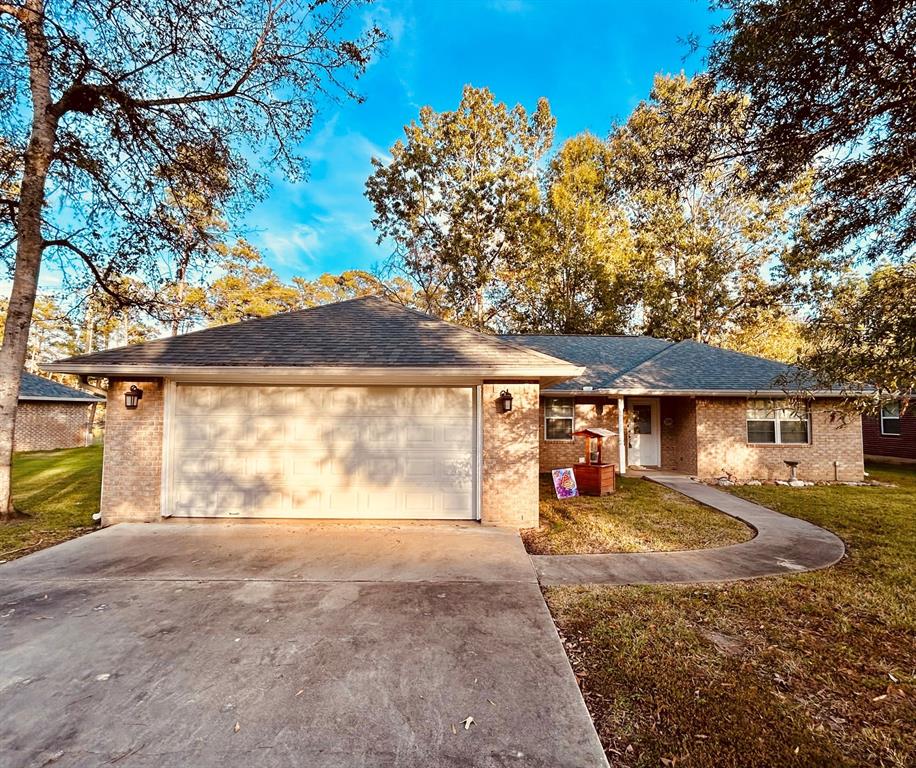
[390,304,581,367]
[673,338,795,368]
[604,340,677,383]
[52,295,393,364]
[499,333,664,339]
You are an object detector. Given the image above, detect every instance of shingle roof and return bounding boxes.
[503,335,806,394]
[46,296,581,378]
[612,340,799,392]
[19,372,102,402]
[498,335,673,391]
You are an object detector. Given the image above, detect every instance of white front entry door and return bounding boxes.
[627,398,660,467]
[167,385,476,519]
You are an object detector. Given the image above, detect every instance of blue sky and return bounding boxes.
[245,0,721,282]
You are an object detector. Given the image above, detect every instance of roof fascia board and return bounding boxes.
[42,364,584,385]
[540,388,849,398]
[18,395,102,402]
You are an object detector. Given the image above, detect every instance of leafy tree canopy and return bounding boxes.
[507,133,638,333]
[708,0,916,403]
[709,0,916,263]
[366,85,555,329]
[793,262,916,408]
[608,73,811,344]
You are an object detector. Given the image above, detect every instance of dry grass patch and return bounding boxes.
[546,462,916,767]
[523,474,752,555]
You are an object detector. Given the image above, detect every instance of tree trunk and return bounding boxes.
[0,0,57,519]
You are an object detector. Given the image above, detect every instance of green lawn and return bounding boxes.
[523,474,752,555]
[546,462,915,767]
[0,445,102,561]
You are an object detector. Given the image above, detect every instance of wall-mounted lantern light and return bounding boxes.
[498,389,513,413]
[124,385,143,410]
[596,402,605,417]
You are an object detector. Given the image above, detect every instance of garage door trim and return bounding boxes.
[160,380,482,521]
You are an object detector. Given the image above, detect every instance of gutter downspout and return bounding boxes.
[617,396,626,475]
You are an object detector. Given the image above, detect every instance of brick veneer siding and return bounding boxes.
[100,379,165,524]
[14,401,94,452]
[660,397,698,475]
[695,397,864,482]
[481,382,540,527]
[862,411,916,461]
[538,397,619,472]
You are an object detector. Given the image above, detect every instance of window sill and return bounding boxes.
[746,442,811,447]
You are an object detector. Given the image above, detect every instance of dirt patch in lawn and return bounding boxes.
[545,462,916,767]
[523,474,752,555]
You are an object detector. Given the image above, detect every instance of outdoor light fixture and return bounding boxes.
[499,389,513,413]
[124,385,143,410]
[596,403,605,416]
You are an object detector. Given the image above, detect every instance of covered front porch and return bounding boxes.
[538,394,698,476]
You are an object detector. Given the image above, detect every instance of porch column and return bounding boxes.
[617,396,626,474]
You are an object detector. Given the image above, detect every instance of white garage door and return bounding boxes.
[168,385,476,519]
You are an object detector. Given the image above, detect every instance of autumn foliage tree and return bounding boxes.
[709,0,916,400]
[508,133,638,333]
[0,0,384,517]
[366,85,555,330]
[607,74,811,344]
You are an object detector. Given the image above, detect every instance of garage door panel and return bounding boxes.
[170,385,476,519]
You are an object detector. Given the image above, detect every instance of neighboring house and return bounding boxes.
[862,401,916,462]
[15,372,103,452]
[502,335,864,484]
[44,297,864,528]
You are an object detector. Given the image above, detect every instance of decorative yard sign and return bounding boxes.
[552,467,579,499]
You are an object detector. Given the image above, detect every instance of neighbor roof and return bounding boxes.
[45,296,583,383]
[503,335,822,395]
[19,372,102,402]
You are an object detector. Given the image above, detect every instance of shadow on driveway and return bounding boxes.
[0,523,607,768]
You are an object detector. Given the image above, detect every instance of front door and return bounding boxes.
[628,398,660,467]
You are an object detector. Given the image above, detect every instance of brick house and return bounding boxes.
[862,401,915,462]
[15,372,102,452]
[502,335,865,484]
[45,296,864,528]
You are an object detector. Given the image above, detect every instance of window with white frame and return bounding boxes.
[545,398,574,440]
[746,399,810,444]
[880,402,901,436]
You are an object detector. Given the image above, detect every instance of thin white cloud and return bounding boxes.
[260,224,322,268]
[247,122,394,278]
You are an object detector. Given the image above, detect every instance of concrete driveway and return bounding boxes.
[0,523,607,768]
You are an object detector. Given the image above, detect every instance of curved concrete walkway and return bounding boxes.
[533,472,846,586]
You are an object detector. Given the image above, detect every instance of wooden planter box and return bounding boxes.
[573,463,616,496]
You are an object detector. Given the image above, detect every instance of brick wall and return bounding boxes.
[14,401,94,452]
[100,379,165,524]
[660,397,698,475]
[862,412,916,461]
[481,382,540,527]
[695,397,864,482]
[538,397,620,472]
